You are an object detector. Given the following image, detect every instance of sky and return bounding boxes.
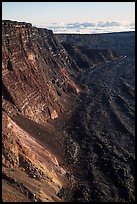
[2,2,135,34]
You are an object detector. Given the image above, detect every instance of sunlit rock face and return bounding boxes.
[2,20,80,123]
[2,111,68,202]
[2,20,80,202]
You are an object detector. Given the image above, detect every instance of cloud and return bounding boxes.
[66,22,96,28]
[98,21,121,27]
[130,22,135,27]
[37,21,135,34]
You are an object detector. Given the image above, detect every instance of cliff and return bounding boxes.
[2,20,135,202]
[2,20,81,202]
[55,31,135,57]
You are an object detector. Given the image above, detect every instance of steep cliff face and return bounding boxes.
[2,20,81,202]
[61,42,118,70]
[2,20,81,122]
[56,32,135,57]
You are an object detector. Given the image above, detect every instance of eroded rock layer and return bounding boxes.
[2,20,80,202]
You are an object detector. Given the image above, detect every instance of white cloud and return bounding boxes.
[36,21,135,34]
[97,21,121,27]
[130,22,135,27]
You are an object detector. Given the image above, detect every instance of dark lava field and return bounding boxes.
[57,32,135,202]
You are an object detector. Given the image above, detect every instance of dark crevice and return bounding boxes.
[2,82,15,105]
[7,60,13,71]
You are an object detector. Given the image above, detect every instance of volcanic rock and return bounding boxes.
[2,20,135,202]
